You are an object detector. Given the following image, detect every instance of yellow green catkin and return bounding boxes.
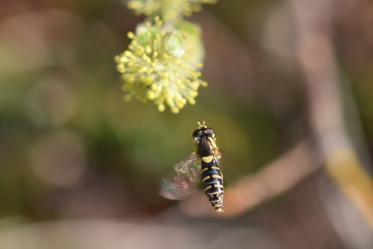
[115,0,216,113]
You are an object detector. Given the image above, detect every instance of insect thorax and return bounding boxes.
[196,136,217,158]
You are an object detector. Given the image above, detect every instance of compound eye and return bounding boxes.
[192,129,202,140]
[204,128,214,137]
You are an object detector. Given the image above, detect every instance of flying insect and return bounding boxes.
[160,121,224,213]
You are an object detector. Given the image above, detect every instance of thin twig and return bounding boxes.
[180,139,320,217]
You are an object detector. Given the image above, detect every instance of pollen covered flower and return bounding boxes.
[115,17,207,113]
[128,0,217,21]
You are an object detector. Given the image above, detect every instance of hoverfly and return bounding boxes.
[160,121,224,213]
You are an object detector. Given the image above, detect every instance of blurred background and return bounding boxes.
[0,0,372,248]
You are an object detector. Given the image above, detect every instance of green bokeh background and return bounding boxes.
[0,0,371,227]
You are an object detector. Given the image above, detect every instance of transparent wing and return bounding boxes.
[159,152,201,200]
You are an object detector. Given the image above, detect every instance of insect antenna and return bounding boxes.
[197,121,207,128]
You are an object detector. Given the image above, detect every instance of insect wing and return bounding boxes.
[159,153,200,200]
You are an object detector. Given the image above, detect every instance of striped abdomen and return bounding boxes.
[201,158,224,212]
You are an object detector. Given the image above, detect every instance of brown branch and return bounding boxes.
[180,139,321,217]
[293,0,373,246]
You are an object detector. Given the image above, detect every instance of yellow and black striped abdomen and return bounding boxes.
[201,158,224,212]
